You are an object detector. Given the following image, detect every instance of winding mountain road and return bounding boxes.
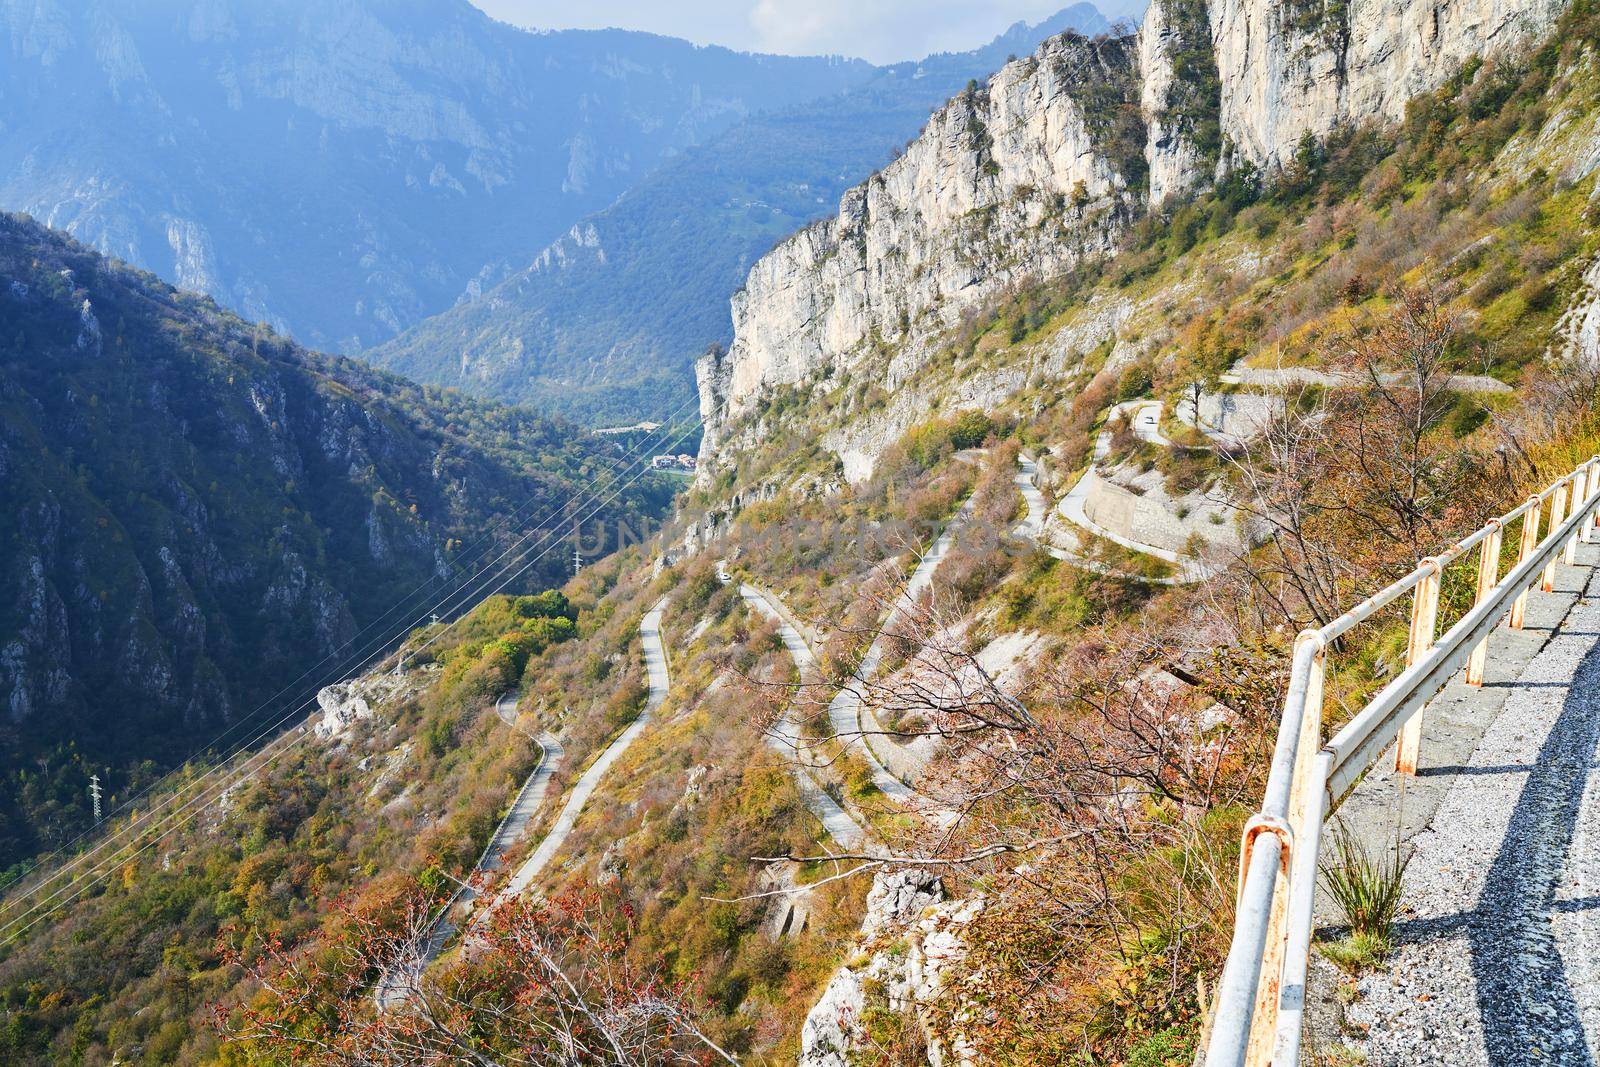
[502,597,671,897]
[1013,453,1052,543]
[487,696,565,865]
[825,498,976,801]
[1115,398,1170,446]
[1050,402,1223,583]
[375,696,563,1009]
[740,584,867,850]
[1014,454,1196,585]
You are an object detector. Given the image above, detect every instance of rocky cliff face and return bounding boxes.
[699,0,1560,480]
[1140,0,1221,204]
[367,5,1113,426]
[699,33,1142,462]
[1212,0,1565,169]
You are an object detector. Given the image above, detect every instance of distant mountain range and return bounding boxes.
[0,0,881,355]
[0,0,1111,425]
[368,5,1115,424]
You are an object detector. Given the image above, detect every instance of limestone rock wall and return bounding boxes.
[1212,0,1564,170]
[1140,0,1220,203]
[699,0,1563,481]
[703,32,1141,450]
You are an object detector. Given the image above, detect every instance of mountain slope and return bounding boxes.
[8,1,1600,1064]
[0,0,879,353]
[367,5,1113,424]
[698,0,1570,483]
[0,212,674,871]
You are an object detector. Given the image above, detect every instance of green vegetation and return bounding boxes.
[0,586,577,1065]
[0,213,672,872]
[1319,827,1411,972]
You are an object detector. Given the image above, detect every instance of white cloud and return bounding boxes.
[471,1,1141,64]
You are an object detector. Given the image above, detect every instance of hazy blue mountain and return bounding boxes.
[367,5,1114,425]
[0,0,879,354]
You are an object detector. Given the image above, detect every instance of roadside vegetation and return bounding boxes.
[666,8,1600,1062]
[9,7,1600,1067]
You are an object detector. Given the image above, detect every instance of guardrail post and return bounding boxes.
[1587,460,1600,543]
[1564,469,1586,566]
[1395,557,1440,775]
[1542,481,1569,592]
[1585,458,1600,543]
[1239,631,1325,1066]
[1510,495,1542,629]
[1466,520,1503,687]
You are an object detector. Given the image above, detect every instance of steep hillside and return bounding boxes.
[0,0,878,352]
[0,586,602,1065]
[699,0,1569,482]
[0,213,674,873]
[10,1,1600,1065]
[367,5,1113,425]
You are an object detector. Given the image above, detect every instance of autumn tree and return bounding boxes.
[217,884,735,1066]
[1221,284,1495,631]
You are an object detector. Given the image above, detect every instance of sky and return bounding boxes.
[469,1,1146,65]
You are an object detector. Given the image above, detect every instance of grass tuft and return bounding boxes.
[1318,825,1410,972]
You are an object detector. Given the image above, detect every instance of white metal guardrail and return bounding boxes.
[1203,455,1600,1067]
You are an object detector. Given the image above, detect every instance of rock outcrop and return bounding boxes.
[1558,255,1600,369]
[313,673,416,740]
[798,869,983,1067]
[699,0,1561,480]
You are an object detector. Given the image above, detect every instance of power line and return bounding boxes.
[0,397,700,909]
[0,418,702,948]
[0,412,697,940]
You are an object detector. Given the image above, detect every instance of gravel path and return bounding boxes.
[740,583,867,850]
[1350,567,1600,1065]
[375,696,563,1008]
[502,597,671,897]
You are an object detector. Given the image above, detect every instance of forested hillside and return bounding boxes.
[369,5,1112,424]
[0,213,674,874]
